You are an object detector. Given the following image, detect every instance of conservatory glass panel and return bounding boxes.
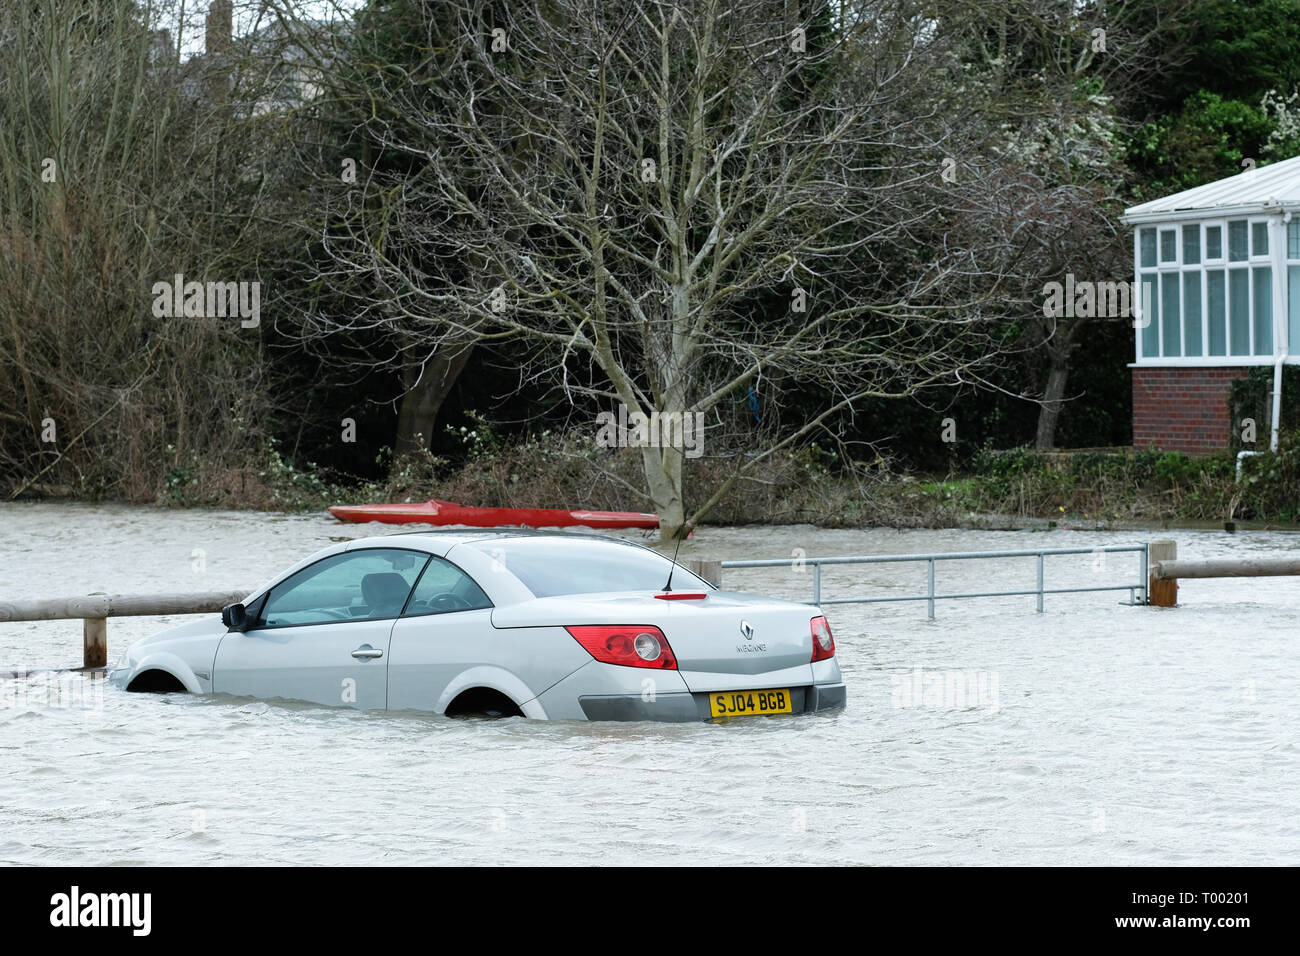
[1139,228,1157,267]
[1161,272,1181,356]
[1182,272,1203,356]
[1252,266,1272,355]
[1289,221,1300,260]
[1290,266,1300,354]
[1206,270,1226,356]
[1182,225,1200,264]
[1205,225,1222,259]
[1229,269,1250,354]
[1140,275,1159,356]
[1252,222,1269,257]
[1229,220,1248,261]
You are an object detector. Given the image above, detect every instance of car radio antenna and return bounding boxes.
[662,521,690,592]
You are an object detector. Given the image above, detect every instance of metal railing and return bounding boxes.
[720,544,1150,618]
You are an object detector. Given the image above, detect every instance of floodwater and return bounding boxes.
[2,502,1298,865]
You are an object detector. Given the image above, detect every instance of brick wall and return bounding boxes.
[1131,366,1249,453]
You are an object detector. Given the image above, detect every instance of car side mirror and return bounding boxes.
[221,603,249,631]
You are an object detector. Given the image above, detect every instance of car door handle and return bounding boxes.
[351,645,384,660]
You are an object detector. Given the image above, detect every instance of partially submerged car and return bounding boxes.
[109,530,846,721]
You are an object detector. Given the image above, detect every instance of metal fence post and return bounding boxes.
[1141,542,1149,606]
[1036,553,1044,613]
[812,563,822,606]
[927,558,936,619]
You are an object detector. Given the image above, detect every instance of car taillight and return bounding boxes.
[565,625,678,669]
[810,615,835,662]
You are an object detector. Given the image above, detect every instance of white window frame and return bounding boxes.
[1132,214,1291,367]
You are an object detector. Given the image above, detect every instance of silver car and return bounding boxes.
[108,531,847,721]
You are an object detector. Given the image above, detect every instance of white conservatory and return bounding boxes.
[1121,154,1300,453]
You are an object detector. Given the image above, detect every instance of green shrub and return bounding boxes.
[1236,429,1300,521]
[1154,451,1195,484]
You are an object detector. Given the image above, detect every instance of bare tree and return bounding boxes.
[281,0,1016,536]
[948,167,1129,449]
[0,0,303,499]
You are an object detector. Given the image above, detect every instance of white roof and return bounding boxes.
[1122,154,1300,224]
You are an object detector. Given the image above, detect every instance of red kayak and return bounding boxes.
[329,498,660,530]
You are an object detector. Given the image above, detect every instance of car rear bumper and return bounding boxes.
[579,693,701,721]
[806,681,847,712]
[576,682,847,722]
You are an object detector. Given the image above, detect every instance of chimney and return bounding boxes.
[205,0,232,56]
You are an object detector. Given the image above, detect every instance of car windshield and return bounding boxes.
[476,538,710,598]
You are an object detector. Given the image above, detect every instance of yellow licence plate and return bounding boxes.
[709,688,793,718]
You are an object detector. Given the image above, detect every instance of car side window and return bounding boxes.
[259,549,429,627]
[402,556,493,616]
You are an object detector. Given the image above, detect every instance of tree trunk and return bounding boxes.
[394,342,474,457]
[643,444,687,541]
[1035,357,1069,450]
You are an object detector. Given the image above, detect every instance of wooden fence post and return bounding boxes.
[83,617,107,668]
[1148,539,1177,607]
[688,558,722,588]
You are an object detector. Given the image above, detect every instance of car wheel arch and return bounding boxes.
[444,687,524,718]
[125,668,189,693]
[435,666,547,719]
[125,652,203,694]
